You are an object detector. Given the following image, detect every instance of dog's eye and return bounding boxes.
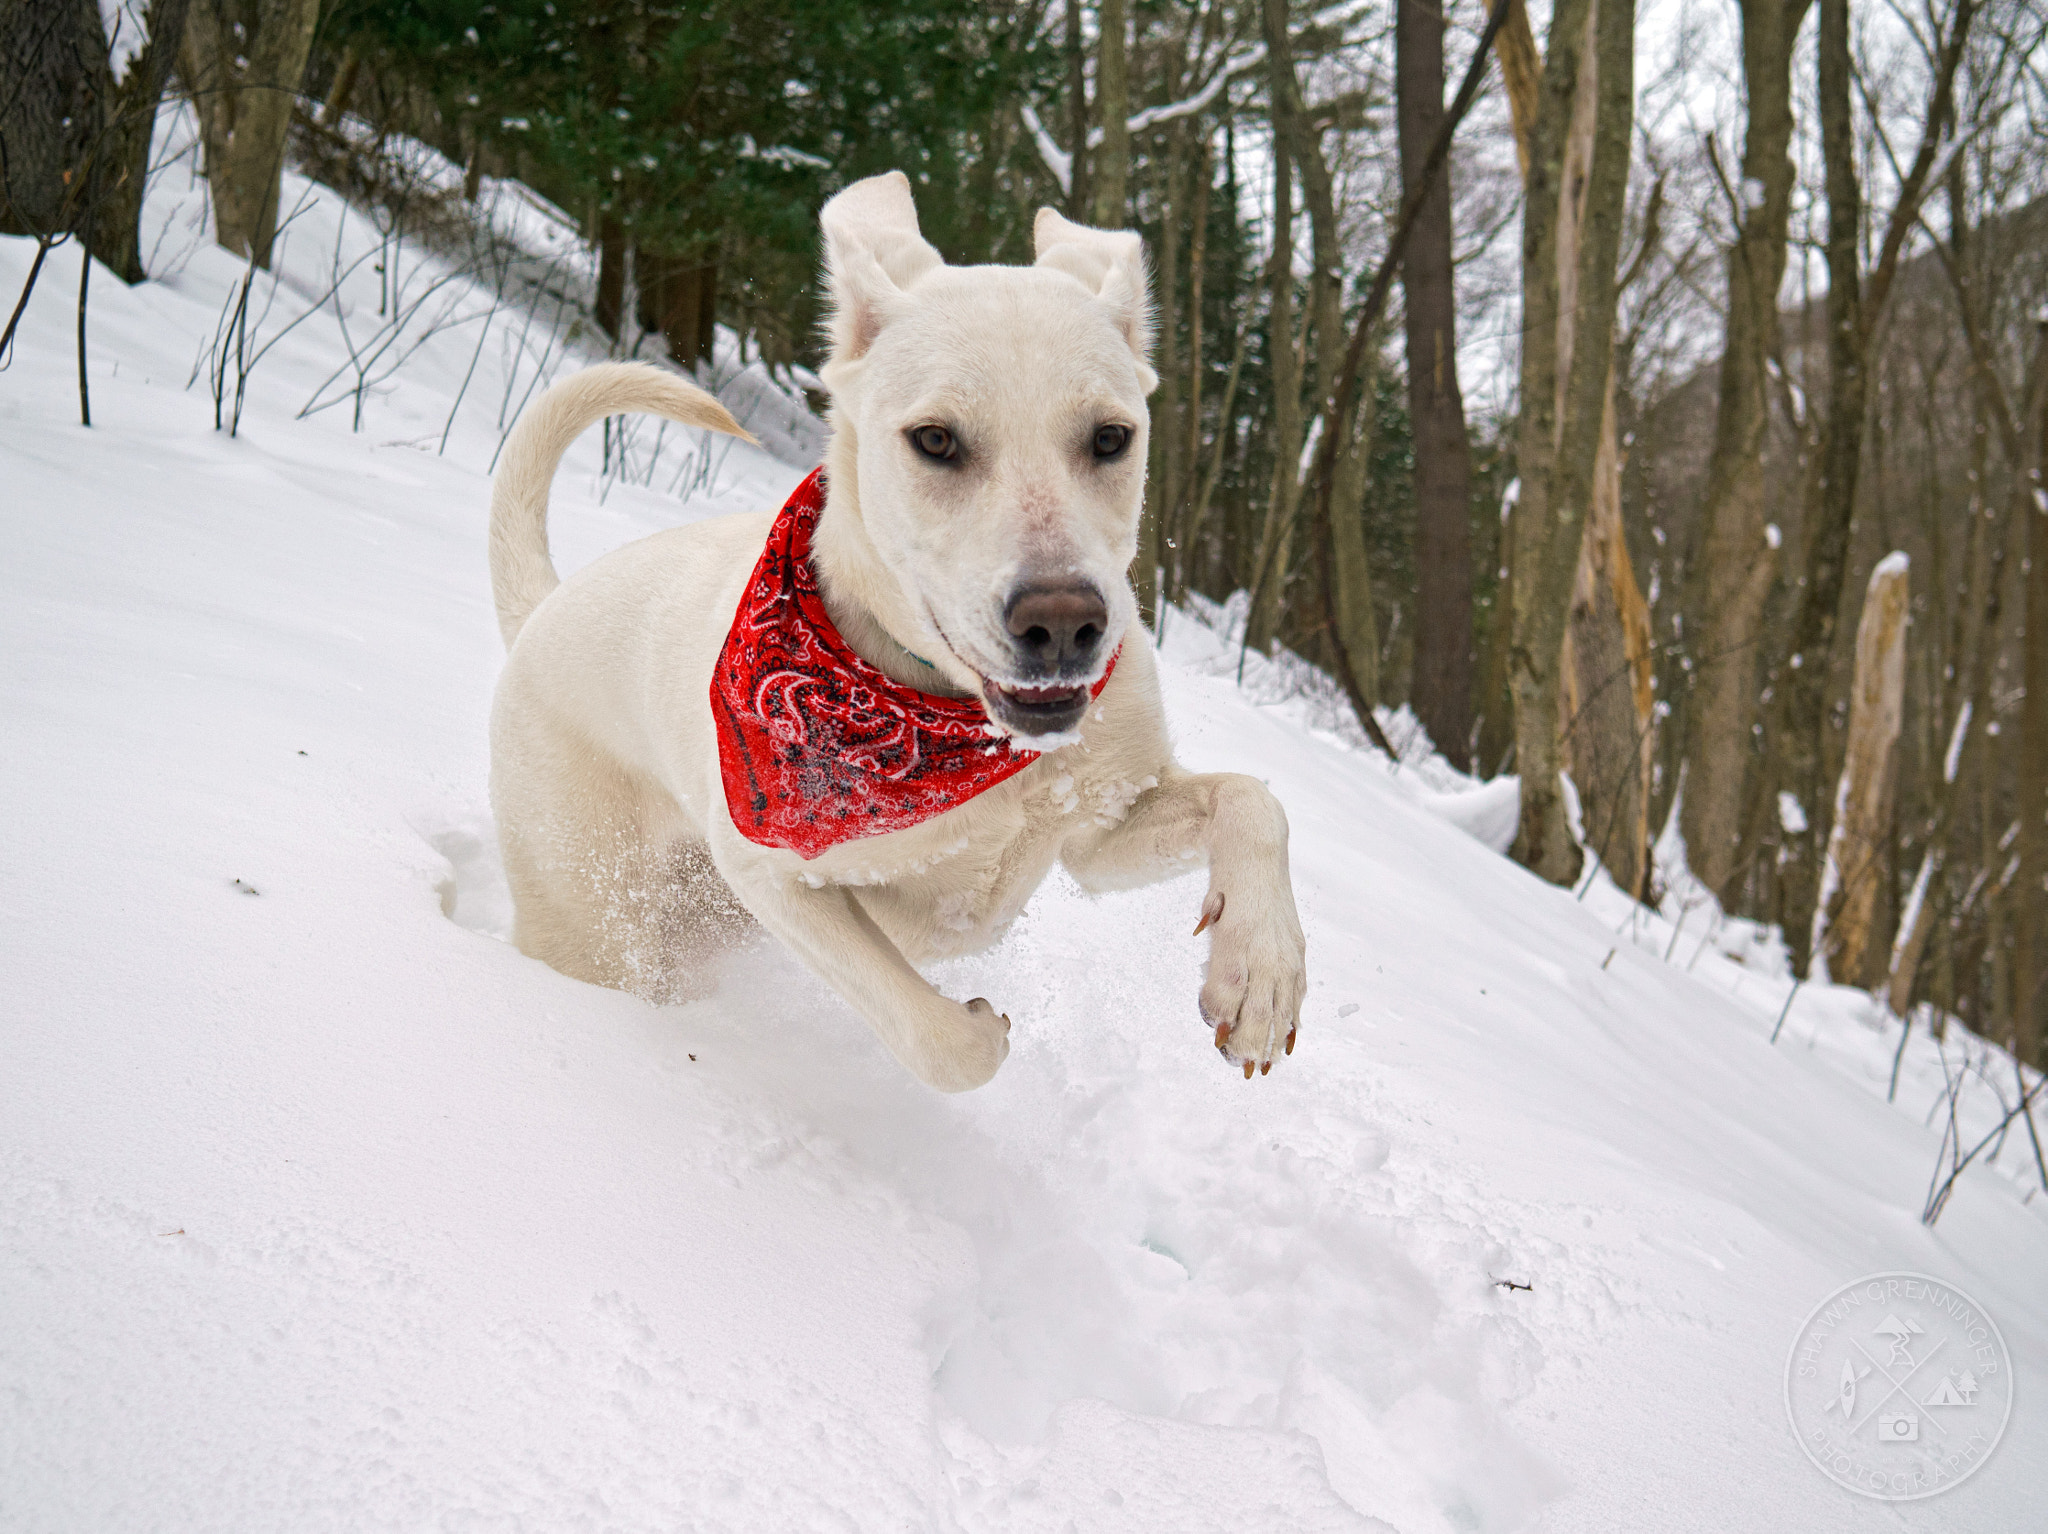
[908,425,958,462]
[1092,423,1132,460]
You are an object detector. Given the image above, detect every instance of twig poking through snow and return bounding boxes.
[2019,1057,2048,1196]
[1662,900,1692,963]
[1769,979,1803,1045]
[1923,1061,2047,1226]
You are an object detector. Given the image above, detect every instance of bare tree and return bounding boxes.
[1065,0,1092,219]
[1,0,189,282]
[1814,552,1911,982]
[1493,0,1657,894]
[1399,0,1476,770]
[1765,0,1977,971]
[180,0,323,268]
[1244,0,1310,657]
[98,0,192,282]
[2018,313,2048,1065]
[1507,0,1638,884]
[1092,0,1130,224]
[0,1,106,241]
[1676,0,1815,905]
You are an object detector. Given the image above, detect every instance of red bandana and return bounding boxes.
[713,468,1116,860]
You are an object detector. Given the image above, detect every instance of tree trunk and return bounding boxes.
[1677,0,1812,904]
[1185,301,1250,607]
[1064,0,1090,221]
[1769,0,1975,973]
[1250,0,1352,659]
[180,0,322,269]
[1141,122,1188,626]
[595,214,626,341]
[1813,553,1909,985]
[92,0,192,284]
[1561,381,1656,895]
[0,0,111,238]
[1245,0,1304,654]
[1091,0,1129,227]
[1889,172,2033,1017]
[1281,25,1351,668]
[1493,0,1541,174]
[1329,362,1382,708]
[1400,0,1475,769]
[637,253,718,370]
[635,244,659,336]
[1475,493,1516,776]
[1770,0,1866,968]
[696,257,717,365]
[1507,0,1635,885]
[320,44,359,124]
[2017,318,2048,1066]
[1169,133,1212,603]
[1496,0,1653,856]
[1474,4,1535,781]
[0,0,186,281]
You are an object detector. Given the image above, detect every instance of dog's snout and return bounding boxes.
[1005,582,1109,672]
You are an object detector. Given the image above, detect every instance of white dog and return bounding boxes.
[487,171,1305,1091]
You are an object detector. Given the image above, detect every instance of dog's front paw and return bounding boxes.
[916,996,1011,1093]
[1196,888,1306,1078]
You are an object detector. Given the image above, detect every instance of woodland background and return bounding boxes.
[4,0,2046,1066]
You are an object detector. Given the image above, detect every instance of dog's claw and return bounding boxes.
[1214,1021,1231,1051]
[968,997,1011,1032]
[1260,1060,1271,1076]
[1242,1059,1256,1080]
[1192,891,1225,937]
[1285,1028,1296,1055]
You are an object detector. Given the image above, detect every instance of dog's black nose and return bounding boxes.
[1005,582,1108,673]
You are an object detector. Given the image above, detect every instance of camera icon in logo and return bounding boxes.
[1877,1412,1920,1443]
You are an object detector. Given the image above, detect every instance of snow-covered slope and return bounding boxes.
[3,138,2044,1533]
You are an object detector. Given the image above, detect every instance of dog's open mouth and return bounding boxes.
[983,679,1090,737]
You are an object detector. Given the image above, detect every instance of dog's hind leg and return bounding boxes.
[493,706,736,1001]
[710,840,1011,1092]
[1059,768,1306,1077]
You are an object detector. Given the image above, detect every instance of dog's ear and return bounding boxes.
[1032,207,1158,393]
[819,171,943,370]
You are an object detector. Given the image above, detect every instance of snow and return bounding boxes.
[4,117,2047,1533]
[1891,852,1936,978]
[1944,699,1971,784]
[99,1,148,84]
[1023,0,1374,190]
[1019,102,1076,198]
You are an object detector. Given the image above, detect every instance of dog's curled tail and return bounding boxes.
[489,361,754,648]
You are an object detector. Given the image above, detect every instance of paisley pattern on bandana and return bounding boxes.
[713,467,1116,860]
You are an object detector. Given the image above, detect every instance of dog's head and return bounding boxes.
[812,171,1156,744]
